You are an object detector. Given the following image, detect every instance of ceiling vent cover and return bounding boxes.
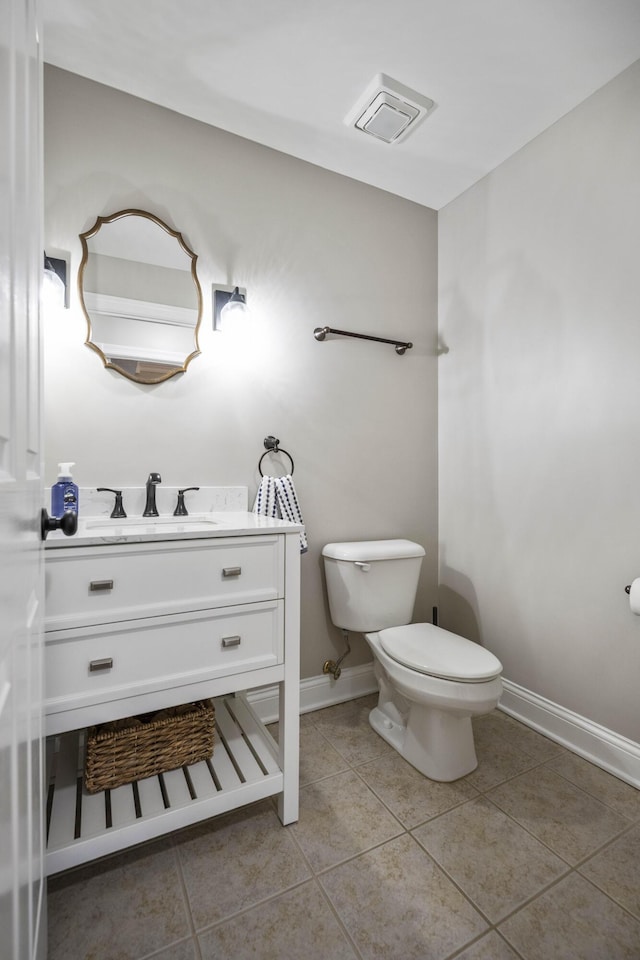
[345,73,435,144]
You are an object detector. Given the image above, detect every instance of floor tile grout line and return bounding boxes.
[297,828,409,880]
[469,752,558,795]
[490,851,640,935]
[494,928,528,960]
[406,832,499,930]
[498,925,537,960]
[473,717,568,761]
[571,814,640,868]
[291,817,502,960]
[478,713,640,810]
[538,761,640,822]
[191,873,317,938]
[475,789,628,873]
[349,761,482,832]
[189,872,368,957]
[444,927,527,960]
[168,833,204,960]
[475,737,565,771]
[484,771,634,864]
[348,761,422,826]
[408,822,573,934]
[484,753,634,808]
[167,800,314,938]
[299,767,352,788]
[309,875,368,960]
[574,869,640,926]
[489,864,638,934]
[393,768,639,941]
[410,789,557,851]
[137,933,201,960]
[286,808,329,875]
[466,790,580,866]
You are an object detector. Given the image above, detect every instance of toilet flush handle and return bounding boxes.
[355,561,371,572]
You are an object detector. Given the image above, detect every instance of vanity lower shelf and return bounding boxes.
[45,694,281,876]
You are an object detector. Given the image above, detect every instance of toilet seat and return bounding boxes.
[378,623,502,683]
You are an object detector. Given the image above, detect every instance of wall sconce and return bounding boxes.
[213,285,249,331]
[43,254,68,310]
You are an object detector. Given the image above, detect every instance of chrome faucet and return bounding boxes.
[143,472,161,516]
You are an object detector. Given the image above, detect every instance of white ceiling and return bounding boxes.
[42,0,640,210]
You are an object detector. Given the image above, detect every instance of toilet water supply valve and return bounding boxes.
[323,629,351,680]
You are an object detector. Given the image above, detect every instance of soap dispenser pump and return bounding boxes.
[51,462,79,518]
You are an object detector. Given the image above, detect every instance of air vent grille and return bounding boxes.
[345,73,435,144]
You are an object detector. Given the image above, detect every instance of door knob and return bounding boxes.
[40,507,78,541]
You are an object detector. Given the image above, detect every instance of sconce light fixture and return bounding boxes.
[213,285,249,331]
[43,253,68,310]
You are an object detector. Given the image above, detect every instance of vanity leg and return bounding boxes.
[277,677,299,824]
[277,532,301,824]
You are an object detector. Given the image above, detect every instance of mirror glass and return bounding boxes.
[78,209,202,384]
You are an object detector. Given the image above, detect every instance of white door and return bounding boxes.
[0,2,46,959]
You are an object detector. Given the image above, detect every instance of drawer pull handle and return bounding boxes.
[222,635,241,648]
[89,657,113,672]
[222,566,242,578]
[89,580,114,592]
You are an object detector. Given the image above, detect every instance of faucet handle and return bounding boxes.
[174,487,200,517]
[97,487,127,519]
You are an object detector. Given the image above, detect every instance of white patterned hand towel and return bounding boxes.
[252,476,279,518]
[274,475,308,553]
[252,474,308,553]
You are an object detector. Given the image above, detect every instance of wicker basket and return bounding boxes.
[84,700,215,794]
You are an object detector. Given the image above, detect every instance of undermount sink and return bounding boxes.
[84,515,219,529]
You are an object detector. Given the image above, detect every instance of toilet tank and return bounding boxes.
[322,539,425,633]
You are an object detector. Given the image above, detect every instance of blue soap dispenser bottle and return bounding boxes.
[51,462,79,518]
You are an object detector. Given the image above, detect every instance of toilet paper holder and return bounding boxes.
[624,580,640,615]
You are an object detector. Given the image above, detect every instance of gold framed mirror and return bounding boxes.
[78,209,203,384]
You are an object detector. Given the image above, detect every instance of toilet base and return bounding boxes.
[369,700,478,782]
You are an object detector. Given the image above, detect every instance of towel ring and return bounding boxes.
[258,435,295,476]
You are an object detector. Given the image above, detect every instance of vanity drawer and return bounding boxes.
[45,535,283,630]
[45,600,283,714]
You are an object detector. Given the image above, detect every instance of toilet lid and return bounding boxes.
[379,623,502,682]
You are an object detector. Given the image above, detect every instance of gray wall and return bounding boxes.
[43,66,439,681]
[438,60,640,741]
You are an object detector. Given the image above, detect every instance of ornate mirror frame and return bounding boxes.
[78,209,203,385]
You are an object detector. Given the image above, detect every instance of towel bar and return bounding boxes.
[313,326,412,355]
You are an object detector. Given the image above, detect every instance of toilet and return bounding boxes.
[322,539,503,781]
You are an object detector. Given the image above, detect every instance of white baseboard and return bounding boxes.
[247,663,378,724]
[249,668,640,789]
[499,679,640,789]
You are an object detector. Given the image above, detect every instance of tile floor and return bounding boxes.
[47,695,640,960]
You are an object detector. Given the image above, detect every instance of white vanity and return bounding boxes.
[43,502,301,876]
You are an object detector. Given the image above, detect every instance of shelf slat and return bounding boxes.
[47,734,80,850]
[160,767,193,808]
[187,758,220,798]
[109,780,139,829]
[135,772,167,817]
[226,695,280,775]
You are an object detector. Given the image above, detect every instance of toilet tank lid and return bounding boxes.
[322,539,425,562]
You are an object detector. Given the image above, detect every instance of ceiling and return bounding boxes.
[42,0,640,210]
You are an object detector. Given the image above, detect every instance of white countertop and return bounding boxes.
[44,511,302,548]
